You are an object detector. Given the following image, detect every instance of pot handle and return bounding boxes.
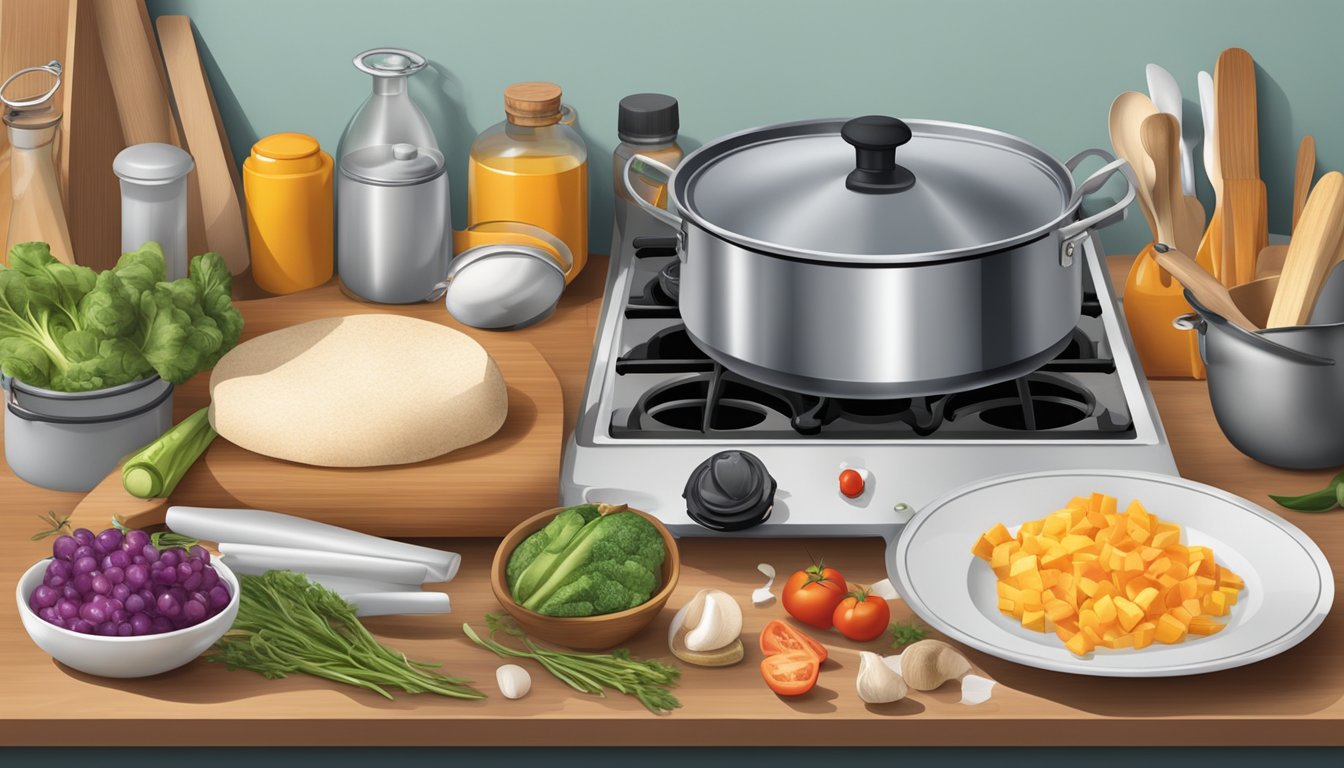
[1058,153,1137,241]
[622,154,683,230]
[4,380,174,425]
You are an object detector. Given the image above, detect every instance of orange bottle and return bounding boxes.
[469,82,587,283]
[242,132,334,294]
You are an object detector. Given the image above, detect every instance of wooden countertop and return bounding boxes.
[1,255,1342,747]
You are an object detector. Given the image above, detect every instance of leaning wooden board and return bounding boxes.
[68,283,564,537]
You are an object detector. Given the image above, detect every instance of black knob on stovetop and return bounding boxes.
[684,450,777,532]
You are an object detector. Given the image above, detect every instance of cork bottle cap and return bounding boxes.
[504,82,563,127]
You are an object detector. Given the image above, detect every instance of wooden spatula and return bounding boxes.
[1255,135,1317,279]
[1215,48,1268,286]
[1151,245,1259,333]
[1108,92,1160,239]
[1142,113,1203,258]
[1267,171,1344,327]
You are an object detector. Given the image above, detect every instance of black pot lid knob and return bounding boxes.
[684,450,777,532]
[841,115,915,194]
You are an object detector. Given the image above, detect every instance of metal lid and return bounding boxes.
[339,142,444,185]
[618,93,679,144]
[353,48,427,78]
[673,117,1076,264]
[253,132,321,161]
[113,143,194,184]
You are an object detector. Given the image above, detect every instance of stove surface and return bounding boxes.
[561,212,1177,537]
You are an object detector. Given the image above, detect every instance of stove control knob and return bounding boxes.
[684,450,777,532]
[839,468,866,499]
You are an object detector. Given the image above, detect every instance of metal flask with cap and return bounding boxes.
[336,48,450,304]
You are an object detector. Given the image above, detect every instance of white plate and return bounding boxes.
[887,469,1334,677]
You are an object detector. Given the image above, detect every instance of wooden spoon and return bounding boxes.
[1142,113,1203,258]
[1151,245,1259,332]
[1216,47,1268,286]
[1108,92,1160,239]
[1257,135,1317,279]
[1267,171,1344,327]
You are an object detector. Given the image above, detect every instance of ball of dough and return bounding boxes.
[209,314,507,467]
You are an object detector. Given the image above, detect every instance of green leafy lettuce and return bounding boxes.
[0,241,243,392]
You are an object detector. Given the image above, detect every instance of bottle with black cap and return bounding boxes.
[613,93,682,225]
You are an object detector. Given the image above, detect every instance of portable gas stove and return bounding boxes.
[560,212,1177,536]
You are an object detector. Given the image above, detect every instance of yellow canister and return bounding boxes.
[242,132,333,294]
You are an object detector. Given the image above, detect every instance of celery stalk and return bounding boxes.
[121,407,217,499]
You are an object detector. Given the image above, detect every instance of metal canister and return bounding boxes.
[243,132,334,294]
[337,141,450,303]
[113,143,194,280]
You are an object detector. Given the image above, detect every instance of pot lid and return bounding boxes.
[340,142,445,185]
[113,143,194,184]
[674,117,1076,263]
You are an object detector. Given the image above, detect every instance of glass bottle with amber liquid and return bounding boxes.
[468,82,587,283]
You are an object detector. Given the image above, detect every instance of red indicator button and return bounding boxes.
[839,468,865,499]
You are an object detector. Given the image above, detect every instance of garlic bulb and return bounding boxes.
[900,639,972,691]
[856,651,908,704]
[669,588,743,653]
[496,664,532,699]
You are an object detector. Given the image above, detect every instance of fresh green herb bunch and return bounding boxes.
[30,511,72,541]
[889,619,929,648]
[210,570,483,701]
[0,242,243,392]
[464,612,681,715]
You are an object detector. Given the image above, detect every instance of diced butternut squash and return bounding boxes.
[975,491,1243,656]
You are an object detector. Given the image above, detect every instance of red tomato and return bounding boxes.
[832,587,891,642]
[759,618,828,663]
[760,651,820,696]
[782,563,848,629]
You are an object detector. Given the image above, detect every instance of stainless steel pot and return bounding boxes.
[624,116,1136,398]
[1179,281,1344,470]
[3,375,174,491]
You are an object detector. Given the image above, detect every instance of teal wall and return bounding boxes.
[146,0,1344,256]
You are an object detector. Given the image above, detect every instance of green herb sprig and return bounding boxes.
[1269,471,1344,513]
[209,571,483,701]
[889,620,929,648]
[112,515,200,551]
[30,511,72,541]
[464,613,681,715]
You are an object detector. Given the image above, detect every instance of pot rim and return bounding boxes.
[1183,290,1337,367]
[667,117,1085,265]
[3,374,166,400]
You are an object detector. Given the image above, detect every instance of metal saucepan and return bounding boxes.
[624,116,1135,399]
[1178,270,1344,469]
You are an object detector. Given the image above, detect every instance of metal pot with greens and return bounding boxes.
[624,115,1136,398]
[0,242,242,491]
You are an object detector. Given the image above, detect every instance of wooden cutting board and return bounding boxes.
[68,284,565,537]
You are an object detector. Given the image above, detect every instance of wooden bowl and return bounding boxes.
[490,506,679,650]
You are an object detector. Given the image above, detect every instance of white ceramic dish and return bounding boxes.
[887,469,1334,677]
[16,557,240,678]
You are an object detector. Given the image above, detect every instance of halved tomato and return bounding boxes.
[759,618,828,663]
[760,651,820,696]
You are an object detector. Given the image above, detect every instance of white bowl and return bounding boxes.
[16,557,240,678]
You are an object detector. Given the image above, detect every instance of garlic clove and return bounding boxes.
[959,673,996,705]
[900,639,972,691]
[496,663,531,699]
[684,590,743,652]
[856,651,908,704]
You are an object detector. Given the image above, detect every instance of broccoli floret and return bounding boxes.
[518,511,667,616]
[506,504,600,593]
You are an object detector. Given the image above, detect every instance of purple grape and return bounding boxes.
[124,594,145,613]
[125,530,150,550]
[200,568,219,591]
[37,605,59,622]
[156,593,180,616]
[72,528,94,546]
[183,600,206,623]
[70,619,95,634]
[91,574,111,595]
[56,599,79,620]
[189,545,210,564]
[182,572,203,591]
[125,564,148,589]
[31,585,59,609]
[176,562,193,582]
[96,528,122,552]
[71,573,93,595]
[130,613,152,635]
[159,549,180,568]
[48,559,72,579]
[132,555,146,565]
[47,617,66,630]
[112,583,130,602]
[189,558,204,573]
[52,536,78,561]
[141,545,159,563]
[96,621,117,636]
[105,566,125,585]
[43,571,66,589]
[73,556,97,575]
[111,609,128,623]
[208,585,231,610]
[79,602,107,624]
[73,543,96,560]
[117,622,133,636]
[62,585,80,601]
[150,616,172,633]
[106,549,130,569]
[152,567,176,585]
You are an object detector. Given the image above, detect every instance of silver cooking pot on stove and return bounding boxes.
[624,116,1136,398]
